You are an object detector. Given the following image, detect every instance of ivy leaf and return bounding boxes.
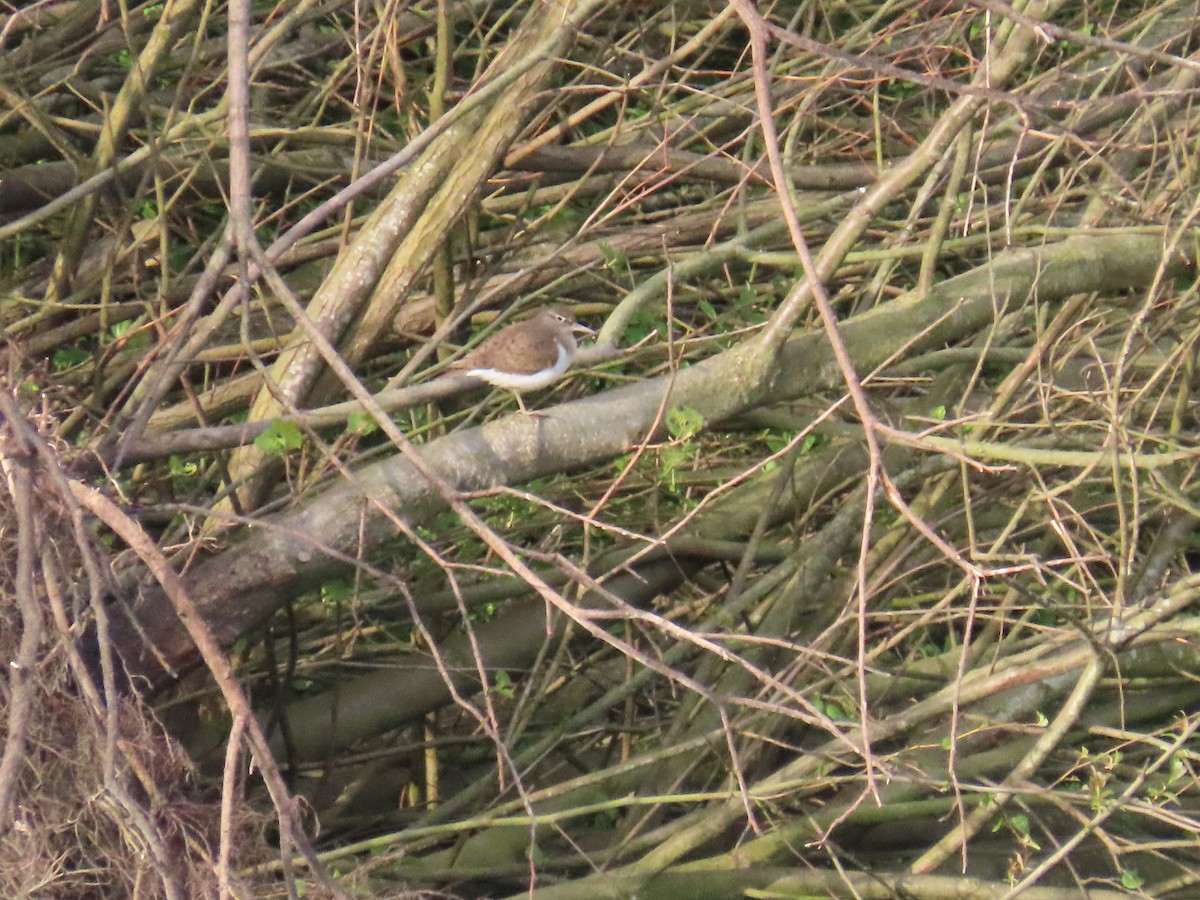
[254,419,304,456]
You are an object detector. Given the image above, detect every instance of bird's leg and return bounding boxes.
[513,393,547,419]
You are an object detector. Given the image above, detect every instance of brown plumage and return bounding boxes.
[450,308,594,413]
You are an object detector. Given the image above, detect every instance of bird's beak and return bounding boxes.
[571,322,596,337]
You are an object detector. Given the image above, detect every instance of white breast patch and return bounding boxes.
[462,341,572,392]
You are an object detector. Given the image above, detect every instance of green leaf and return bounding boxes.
[347,410,378,436]
[598,242,627,271]
[1010,814,1031,839]
[764,431,790,454]
[817,698,850,721]
[1121,868,1144,890]
[254,419,304,456]
[321,580,353,604]
[1169,754,1186,782]
[168,455,198,478]
[660,444,691,486]
[627,305,663,343]
[666,405,704,441]
[52,346,91,371]
[493,670,515,699]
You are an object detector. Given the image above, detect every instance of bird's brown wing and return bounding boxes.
[452,325,552,375]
